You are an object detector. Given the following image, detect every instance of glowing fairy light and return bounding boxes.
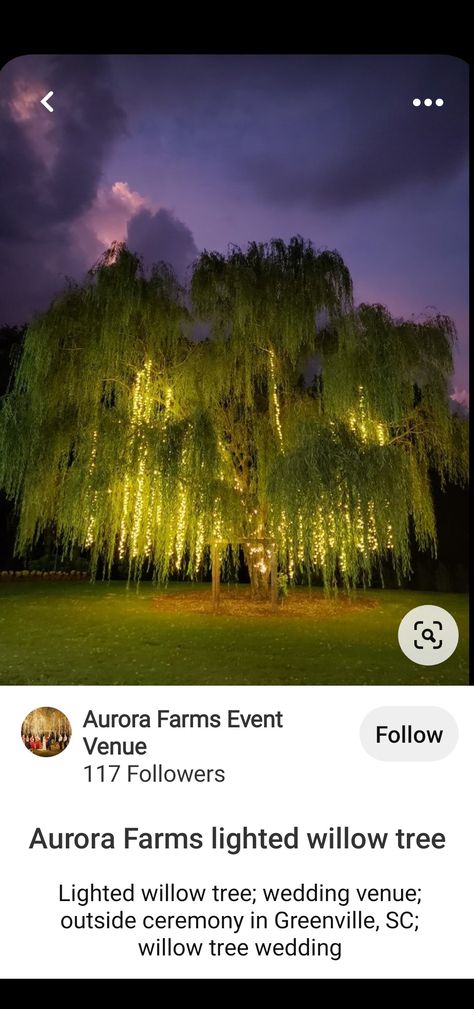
[174,487,188,567]
[327,508,336,550]
[212,484,223,543]
[175,495,187,567]
[117,359,156,565]
[195,513,205,569]
[278,509,289,576]
[367,499,378,552]
[377,423,386,446]
[288,553,295,582]
[297,510,304,564]
[85,430,98,548]
[340,499,352,573]
[1,238,464,598]
[350,395,387,447]
[386,499,394,550]
[127,359,153,561]
[118,477,130,559]
[131,358,153,427]
[358,386,368,443]
[89,430,98,465]
[356,498,365,553]
[248,540,267,577]
[269,348,283,450]
[130,449,148,559]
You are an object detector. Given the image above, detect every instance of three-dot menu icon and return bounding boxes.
[412,98,444,107]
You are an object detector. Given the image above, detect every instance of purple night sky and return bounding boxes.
[0,53,469,404]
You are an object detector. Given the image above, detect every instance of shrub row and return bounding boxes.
[0,570,89,579]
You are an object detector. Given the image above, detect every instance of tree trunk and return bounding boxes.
[246,540,271,600]
[211,542,220,613]
[249,563,270,598]
[271,547,278,610]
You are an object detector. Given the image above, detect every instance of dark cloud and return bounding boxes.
[0,55,125,234]
[127,208,198,281]
[0,55,125,322]
[0,53,468,397]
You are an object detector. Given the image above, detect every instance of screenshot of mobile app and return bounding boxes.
[0,53,470,979]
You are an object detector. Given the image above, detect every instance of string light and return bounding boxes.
[339,545,347,574]
[128,359,153,561]
[367,499,379,552]
[355,497,365,553]
[85,430,98,548]
[358,386,368,443]
[311,508,326,567]
[327,513,336,550]
[195,512,205,570]
[269,348,284,450]
[70,356,412,582]
[174,444,189,568]
[348,389,386,446]
[3,239,461,598]
[212,496,223,542]
[297,510,304,565]
[118,477,130,560]
[288,554,295,582]
[130,447,148,559]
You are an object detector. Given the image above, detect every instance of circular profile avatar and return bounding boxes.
[21,707,72,757]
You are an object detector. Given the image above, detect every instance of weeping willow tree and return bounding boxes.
[0,238,468,601]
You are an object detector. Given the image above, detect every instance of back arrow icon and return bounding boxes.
[40,91,54,112]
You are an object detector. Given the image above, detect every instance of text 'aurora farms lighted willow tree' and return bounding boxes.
[0,238,468,607]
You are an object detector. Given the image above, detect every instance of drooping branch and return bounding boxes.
[0,240,468,591]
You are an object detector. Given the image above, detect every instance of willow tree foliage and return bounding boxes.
[0,238,468,593]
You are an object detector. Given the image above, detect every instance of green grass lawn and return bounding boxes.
[0,581,468,685]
